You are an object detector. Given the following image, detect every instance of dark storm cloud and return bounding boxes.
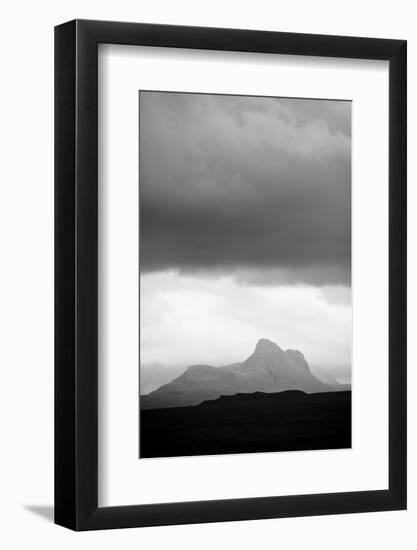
[139,92,351,286]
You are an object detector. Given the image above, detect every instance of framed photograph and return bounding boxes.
[55,19,406,530]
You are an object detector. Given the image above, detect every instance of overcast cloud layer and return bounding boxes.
[139,92,351,286]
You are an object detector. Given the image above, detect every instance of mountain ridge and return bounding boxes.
[141,338,349,409]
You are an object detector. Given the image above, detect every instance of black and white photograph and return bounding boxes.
[0,3,409,543]
[139,91,352,459]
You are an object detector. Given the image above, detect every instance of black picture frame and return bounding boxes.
[55,19,407,531]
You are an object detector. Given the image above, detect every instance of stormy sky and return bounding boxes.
[139,91,351,384]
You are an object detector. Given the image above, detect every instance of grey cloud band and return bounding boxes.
[139,91,351,286]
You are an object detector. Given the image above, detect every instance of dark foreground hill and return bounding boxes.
[140,390,351,458]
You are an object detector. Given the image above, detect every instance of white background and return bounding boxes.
[99,46,389,506]
[0,0,415,548]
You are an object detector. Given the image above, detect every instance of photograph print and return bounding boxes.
[139,90,352,459]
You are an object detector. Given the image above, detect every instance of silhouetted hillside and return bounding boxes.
[140,389,351,458]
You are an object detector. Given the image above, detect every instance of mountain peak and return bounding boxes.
[249,339,311,374]
[254,338,282,354]
[285,349,310,372]
[142,339,331,409]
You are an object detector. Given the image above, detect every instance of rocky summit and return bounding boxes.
[140,338,344,409]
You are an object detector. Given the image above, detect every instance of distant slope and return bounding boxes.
[140,390,352,457]
[141,338,339,409]
[311,365,351,390]
[140,364,248,409]
[140,363,186,394]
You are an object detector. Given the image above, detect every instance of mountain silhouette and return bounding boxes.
[141,338,343,409]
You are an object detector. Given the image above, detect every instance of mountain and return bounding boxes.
[141,338,340,409]
[140,363,186,394]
